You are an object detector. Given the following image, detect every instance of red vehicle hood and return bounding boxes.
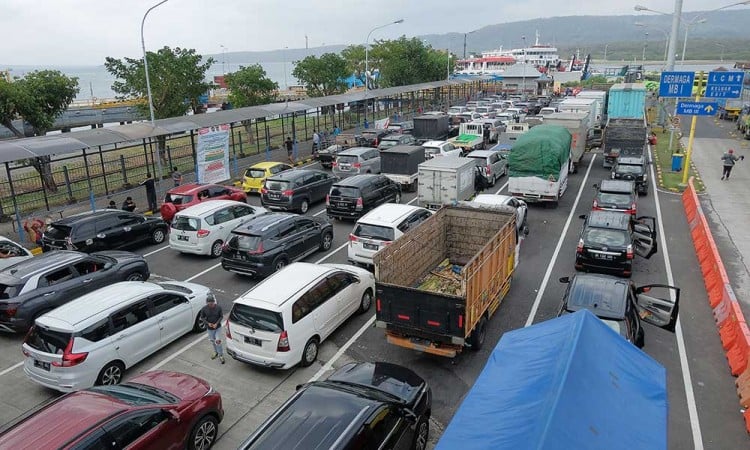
[128,371,210,402]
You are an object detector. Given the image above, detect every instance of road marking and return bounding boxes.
[648,144,704,449]
[0,361,22,377]
[143,245,169,257]
[184,263,222,282]
[313,208,327,217]
[494,181,509,194]
[315,242,348,263]
[309,315,376,382]
[150,335,206,371]
[524,154,596,327]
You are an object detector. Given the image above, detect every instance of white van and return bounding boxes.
[225,262,375,369]
[170,199,267,257]
[22,281,213,392]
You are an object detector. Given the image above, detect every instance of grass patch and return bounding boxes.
[649,125,705,193]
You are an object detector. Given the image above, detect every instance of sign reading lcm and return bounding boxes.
[705,71,745,99]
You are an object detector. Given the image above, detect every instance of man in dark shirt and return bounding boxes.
[140,173,157,213]
[201,297,225,364]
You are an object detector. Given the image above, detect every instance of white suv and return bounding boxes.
[170,199,266,257]
[22,281,213,392]
[422,140,462,159]
[225,262,375,369]
[347,203,433,267]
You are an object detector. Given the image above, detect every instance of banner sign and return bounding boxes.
[196,124,230,184]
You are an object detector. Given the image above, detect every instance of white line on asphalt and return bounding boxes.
[143,245,170,257]
[0,361,22,377]
[524,154,596,327]
[493,181,509,194]
[149,335,206,371]
[648,145,704,449]
[315,242,348,263]
[184,263,222,282]
[309,315,376,382]
[313,208,327,217]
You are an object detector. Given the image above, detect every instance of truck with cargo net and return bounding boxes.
[373,204,517,357]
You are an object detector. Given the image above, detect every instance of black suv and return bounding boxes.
[612,156,648,195]
[558,274,680,347]
[41,210,168,253]
[576,210,657,277]
[357,129,391,147]
[0,250,149,332]
[592,179,637,215]
[221,213,334,277]
[239,362,432,450]
[326,174,401,220]
[261,169,337,214]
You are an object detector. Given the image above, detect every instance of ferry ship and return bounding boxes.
[456,31,560,75]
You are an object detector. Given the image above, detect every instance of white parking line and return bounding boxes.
[309,315,376,382]
[648,145,704,449]
[150,335,206,371]
[313,208,327,217]
[524,154,596,327]
[494,181,509,194]
[143,245,169,257]
[315,243,348,264]
[184,263,222,282]
[0,361,23,377]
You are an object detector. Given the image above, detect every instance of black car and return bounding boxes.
[558,273,680,347]
[41,210,168,253]
[326,174,402,220]
[221,213,333,277]
[357,129,391,148]
[239,362,432,450]
[261,169,337,214]
[0,250,149,333]
[575,210,657,277]
[612,156,649,195]
[592,179,637,215]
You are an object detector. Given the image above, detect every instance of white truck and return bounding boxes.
[448,122,485,154]
[558,97,599,131]
[575,90,607,128]
[417,156,478,210]
[542,112,589,173]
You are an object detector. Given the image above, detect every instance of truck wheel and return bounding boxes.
[469,316,487,351]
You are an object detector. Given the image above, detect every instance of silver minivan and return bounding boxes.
[332,147,381,178]
[467,149,508,186]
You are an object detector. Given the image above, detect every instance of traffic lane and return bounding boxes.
[328,155,595,427]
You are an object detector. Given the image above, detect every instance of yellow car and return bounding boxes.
[241,161,293,193]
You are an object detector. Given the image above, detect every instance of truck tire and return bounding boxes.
[469,316,487,351]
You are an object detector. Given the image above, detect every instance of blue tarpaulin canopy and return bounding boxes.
[435,310,667,450]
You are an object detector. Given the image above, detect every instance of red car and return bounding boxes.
[161,183,247,222]
[0,371,223,450]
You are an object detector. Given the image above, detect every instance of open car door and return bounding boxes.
[635,284,680,332]
[633,216,658,258]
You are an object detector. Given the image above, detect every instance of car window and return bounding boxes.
[150,294,188,316]
[353,223,395,241]
[274,221,297,239]
[366,150,379,159]
[117,214,143,227]
[292,279,334,323]
[213,208,235,225]
[68,427,110,450]
[583,228,629,247]
[110,301,151,333]
[208,186,229,198]
[416,210,432,221]
[360,406,401,450]
[326,272,353,296]
[73,259,106,276]
[246,168,266,179]
[312,172,329,183]
[597,193,633,205]
[44,224,72,240]
[231,205,255,218]
[265,179,290,191]
[172,216,200,231]
[269,165,283,175]
[25,326,71,355]
[330,186,360,198]
[230,304,284,332]
[295,217,317,232]
[103,410,168,449]
[228,234,262,251]
[40,267,75,287]
[0,241,26,257]
[73,222,96,239]
[79,318,112,343]
[164,193,192,205]
[337,155,359,165]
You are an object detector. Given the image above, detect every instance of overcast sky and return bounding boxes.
[0,0,738,66]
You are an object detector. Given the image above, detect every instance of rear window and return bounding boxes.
[172,216,200,231]
[330,186,360,198]
[616,164,644,174]
[0,283,23,299]
[230,304,284,333]
[378,140,398,149]
[245,169,266,179]
[25,326,71,354]
[597,193,633,205]
[583,228,629,247]
[467,155,488,164]
[423,146,440,156]
[44,225,71,240]
[228,234,263,251]
[353,223,395,241]
[165,193,193,205]
[337,155,359,165]
[265,180,290,191]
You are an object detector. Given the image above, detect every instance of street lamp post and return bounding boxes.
[635,23,670,65]
[364,19,404,121]
[642,32,648,63]
[463,31,476,60]
[604,43,609,62]
[715,43,727,62]
[220,44,227,74]
[283,46,289,91]
[680,18,707,64]
[521,35,526,98]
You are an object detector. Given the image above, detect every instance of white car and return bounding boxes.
[0,237,33,270]
[422,140,462,159]
[225,262,375,369]
[471,194,528,233]
[22,281,213,392]
[170,199,267,257]
[348,203,433,267]
[448,106,468,116]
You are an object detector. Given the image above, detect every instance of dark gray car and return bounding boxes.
[261,169,337,214]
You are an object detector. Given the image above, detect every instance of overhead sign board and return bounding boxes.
[704,71,745,99]
[677,101,719,116]
[659,71,695,98]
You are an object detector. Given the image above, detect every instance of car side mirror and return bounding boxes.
[578,214,587,220]
[559,276,570,283]
[164,409,180,422]
[592,183,598,189]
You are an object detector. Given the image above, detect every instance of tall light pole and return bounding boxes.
[140,0,168,191]
[635,23,670,65]
[463,31,476,60]
[283,46,289,91]
[220,44,227,74]
[715,43,727,62]
[642,32,648,63]
[604,43,609,62]
[364,19,404,121]
[680,18,707,64]
[521,35,526,98]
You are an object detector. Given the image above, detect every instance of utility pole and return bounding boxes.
[665,0,682,72]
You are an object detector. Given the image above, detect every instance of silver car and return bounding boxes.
[332,147,381,178]
[377,134,416,151]
[467,149,508,185]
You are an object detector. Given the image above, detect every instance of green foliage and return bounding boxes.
[341,45,366,85]
[292,53,349,97]
[562,75,611,88]
[0,79,22,137]
[105,47,214,119]
[369,37,451,88]
[225,64,278,107]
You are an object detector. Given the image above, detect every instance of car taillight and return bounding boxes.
[576,238,584,254]
[374,139,379,146]
[592,199,598,208]
[282,190,294,197]
[52,338,88,368]
[353,163,362,169]
[355,197,364,211]
[331,162,338,167]
[5,305,17,317]
[197,229,210,238]
[325,194,330,206]
[247,242,264,255]
[260,187,268,194]
[626,244,634,260]
[630,203,637,214]
[486,164,492,175]
[225,319,232,339]
[277,330,290,352]
[382,241,393,246]
[349,234,360,242]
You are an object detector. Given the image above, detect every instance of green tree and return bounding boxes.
[0,71,79,192]
[370,37,450,88]
[224,64,278,144]
[341,45,366,86]
[292,53,349,97]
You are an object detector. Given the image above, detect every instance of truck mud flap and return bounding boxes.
[386,333,461,358]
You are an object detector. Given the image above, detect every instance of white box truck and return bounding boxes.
[418,157,477,210]
[575,90,607,128]
[542,112,589,173]
[508,125,571,207]
[558,97,599,131]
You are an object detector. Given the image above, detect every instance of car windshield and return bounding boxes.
[601,318,628,338]
[379,140,398,148]
[25,326,71,354]
[245,169,266,179]
[171,216,200,231]
[448,107,463,114]
[228,234,262,251]
[337,155,359,165]
[353,223,395,241]
[164,193,192,205]
[89,382,178,405]
[616,164,644,175]
[583,228,629,247]
[230,304,284,333]
[330,186,360,198]
[157,282,193,294]
[597,193,633,205]
[423,146,440,156]
[265,180,290,191]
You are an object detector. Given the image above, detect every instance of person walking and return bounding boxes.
[140,172,157,213]
[285,136,295,165]
[171,166,183,187]
[201,297,225,364]
[721,148,744,180]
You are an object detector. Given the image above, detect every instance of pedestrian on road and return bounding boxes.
[171,166,183,187]
[285,137,295,165]
[201,297,225,364]
[721,148,744,180]
[141,172,157,213]
[312,130,320,154]
[122,197,136,212]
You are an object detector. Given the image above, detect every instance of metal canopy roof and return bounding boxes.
[0,78,477,164]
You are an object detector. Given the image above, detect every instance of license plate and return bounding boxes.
[234,252,246,261]
[34,359,50,371]
[177,235,189,241]
[269,193,281,199]
[363,243,378,251]
[339,165,351,171]
[337,202,349,208]
[594,254,614,261]
[244,336,262,346]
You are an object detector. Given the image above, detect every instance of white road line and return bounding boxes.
[149,335,206,371]
[493,181,509,194]
[143,245,170,257]
[313,208,327,217]
[309,315,376,382]
[0,361,22,377]
[184,263,222,282]
[524,154,596,327]
[315,242,348,263]
[648,145,704,449]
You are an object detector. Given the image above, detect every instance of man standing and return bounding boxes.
[285,136,295,164]
[201,297,225,364]
[721,148,744,180]
[140,172,157,213]
[171,166,183,187]
[312,129,320,154]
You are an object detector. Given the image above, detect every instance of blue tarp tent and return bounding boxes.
[435,310,667,450]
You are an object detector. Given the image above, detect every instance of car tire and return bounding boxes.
[188,414,219,450]
[273,257,288,273]
[468,316,487,351]
[319,232,333,251]
[300,338,319,367]
[125,271,147,281]
[358,289,373,314]
[97,361,125,386]
[193,311,208,332]
[299,199,310,214]
[490,174,497,186]
[395,192,401,204]
[412,416,429,450]
[210,240,223,258]
[151,228,167,244]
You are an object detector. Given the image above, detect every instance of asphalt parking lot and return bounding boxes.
[0,150,747,450]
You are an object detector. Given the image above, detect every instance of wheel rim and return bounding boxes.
[194,420,217,450]
[212,241,223,257]
[300,201,309,213]
[415,422,428,450]
[153,229,165,243]
[361,291,372,311]
[322,234,332,250]
[127,272,144,281]
[102,365,122,385]
[275,260,287,271]
[197,312,207,331]
[305,341,318,364]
